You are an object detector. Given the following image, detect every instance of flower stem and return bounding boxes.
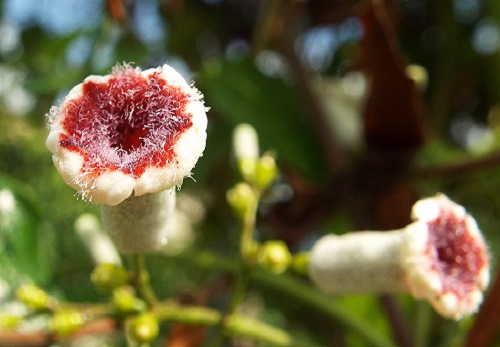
[154,303,308,346]
[171,250,396,347]
[415,302,432,347]
[240,190,260,260]
[210,189,260,346]
[130,254,158,307]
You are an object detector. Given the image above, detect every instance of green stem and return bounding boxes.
[130,254,158,307]
[211,189,260,346]
[173,251,396,347]
[154,303,313,347]
[415,302,432,347]
[240,190,260,261]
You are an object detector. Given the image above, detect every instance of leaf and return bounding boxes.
[0,177,55,285]
[199,57,327,181]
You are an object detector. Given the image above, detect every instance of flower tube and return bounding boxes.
[309,194,489,319]
[46,64,207,253]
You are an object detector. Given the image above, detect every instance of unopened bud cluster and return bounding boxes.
[232,124,278,191]
[91,263,129,290]
[257,241,292,274]
[50,310,85,337]
[229,124,297,274]
[129,312,159,343]
[113,286,146,314]
[16,284,52,311]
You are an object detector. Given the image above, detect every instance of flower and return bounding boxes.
[75,213,121,264]
[402,194,489,318]
[46,64,207,206]
[309,194,489,319]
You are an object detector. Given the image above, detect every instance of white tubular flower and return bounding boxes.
[102,189,175,253]
[233,123,259,182]
[233,123,259,161]
[46,64,207,205]
[46,64,208,253]
[309,194,489,320]
[75,213,121,265]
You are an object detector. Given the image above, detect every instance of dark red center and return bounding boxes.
[426,208,487,299]
[60,69,192,177]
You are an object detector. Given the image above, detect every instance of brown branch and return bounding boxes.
[464,271,500,347]
[413,151,500,179]
[0,330,51,347]
[277,7,347,172]
[106,0,126,22]
[379,295,413,347]
[0,318,116,347]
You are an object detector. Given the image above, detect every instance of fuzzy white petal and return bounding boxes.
[52,149,84,190]
[91,171,135,206]
[45,129,62,154]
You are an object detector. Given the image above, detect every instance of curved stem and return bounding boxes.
[240,190,260,261]
[154,303,309,347]
[414,302,432,347]
[173,251,396,347]
[0,301,306,347]
[131,254,158,307]
[211,190,260,345]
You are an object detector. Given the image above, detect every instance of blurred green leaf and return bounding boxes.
[199,58,327,181]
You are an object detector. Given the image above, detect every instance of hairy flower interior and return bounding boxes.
[59,68,192,177]
[426,208,486,299]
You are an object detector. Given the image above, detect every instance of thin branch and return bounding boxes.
[277,6,347,172]
[130,254,158,307]
[379,295,413,347]
[251,0,284,54]
[0,318,116,347]
[0,305,301,347]
[413,151,500,179]
[0,331,51,347]
[464,272,500,347]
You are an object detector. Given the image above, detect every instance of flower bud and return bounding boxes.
[91,263,129,290]
[226,183,257,220]
[291,252,310,275]
[0,315,21,330]
[233,124,259,182]
[16,284,50,311]
[129,313,159,343]
[50,310,85,337]
[406,64,428,91]
[112,286,146,314]
[255,154,278,190]
[257,241,292,274]
[75,213,121,265]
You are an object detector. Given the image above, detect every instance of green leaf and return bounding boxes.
[199,57,327,181]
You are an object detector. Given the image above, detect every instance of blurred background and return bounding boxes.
[1,0,500,346]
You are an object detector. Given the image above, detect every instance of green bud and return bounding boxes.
[291,252,310,275]
[91,263,129,290]
[233,124,260,182]
[129,313,159,343]
[406,64,428,91]
[112,286,146,314]
[255,154,278,190]
[16,284,50,310]
[257,241,292,274]
[0,315,21,330]
[226,183,257,219]
[50,310,85,337]
[237,157,258,183]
